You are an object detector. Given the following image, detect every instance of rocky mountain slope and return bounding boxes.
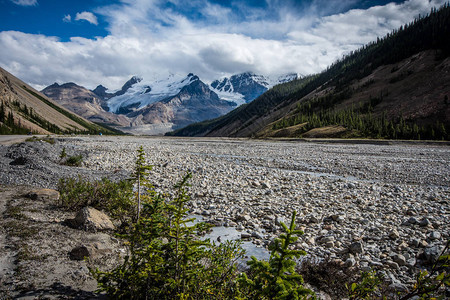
[210,72,299,106]
[0,67,113,135]
[41,82,131,127]
[169,5,450,140]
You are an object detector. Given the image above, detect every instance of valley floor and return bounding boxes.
[0,135,448,298]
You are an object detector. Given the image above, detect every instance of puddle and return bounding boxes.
[190,215,270,262]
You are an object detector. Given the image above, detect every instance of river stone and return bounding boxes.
[392,253,407,266]
[428,231,441,240]
[241,232,251,239]
[349,241,364,254]
[389,229,400,240]
[419,218,431,227]
[345,257,356,267]
[424,245,444,264]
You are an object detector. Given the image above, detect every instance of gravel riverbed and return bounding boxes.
[1,135,449,291]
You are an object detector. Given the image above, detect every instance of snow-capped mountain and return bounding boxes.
[106,74,200,114]
[210,72,300,106]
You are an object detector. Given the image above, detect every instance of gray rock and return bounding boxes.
[388,282,409,293]
[424,245,444,264]
[309,216,320,223]
[386,260,400,270]
[428,231,441,240]
[406,258,416,268]
[260,181,271,189]
[241,232,251,239]
[324,241,335,248]
[345,257,356,267]
[320,236,335,244]
[419,218,431,227]
[392,253,406,266]
[407,217,418,225]
[349,242,364,254]
[252,231,264,239]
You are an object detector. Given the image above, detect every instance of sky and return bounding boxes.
[0,0,447,91]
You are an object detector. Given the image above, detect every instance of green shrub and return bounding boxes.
[57,176,134,222]
[59,147,67,159]
[64,154,83,166]
[237,211,314,300]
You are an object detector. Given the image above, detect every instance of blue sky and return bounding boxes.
[0,0,446,90]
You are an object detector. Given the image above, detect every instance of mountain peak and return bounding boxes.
[60,82,79,88]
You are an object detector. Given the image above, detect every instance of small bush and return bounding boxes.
[59,147,67,159]
[237,211,314,299]
[57,176,134,222]
[63,154,83,167]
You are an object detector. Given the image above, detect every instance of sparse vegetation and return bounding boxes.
[21,85,115,135]
[63,154,83,166]
[25,135,55,144]
[57,176,134,222]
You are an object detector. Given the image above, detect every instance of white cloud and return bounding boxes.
[10,0,37,6]
[0,0,448,90]
[75,11,98,25]
[63,14,71,23]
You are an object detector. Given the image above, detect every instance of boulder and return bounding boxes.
[69,242,112,260]
[69,245,91,261]
[67,207,115,232]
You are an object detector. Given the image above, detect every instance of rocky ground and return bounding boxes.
[0,135,449,298]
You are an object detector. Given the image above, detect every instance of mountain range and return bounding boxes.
[41,72,297,135]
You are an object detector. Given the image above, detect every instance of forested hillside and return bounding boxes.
[0,67,119,135]
[169,4,450,140]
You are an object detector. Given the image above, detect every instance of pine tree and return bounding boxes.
[238,211,314,299]
[0,101,5,123]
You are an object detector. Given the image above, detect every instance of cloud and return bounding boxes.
[0,0,448,91]
[75,11,98,25]
[63,14,71,23]
[10,0,37,6]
